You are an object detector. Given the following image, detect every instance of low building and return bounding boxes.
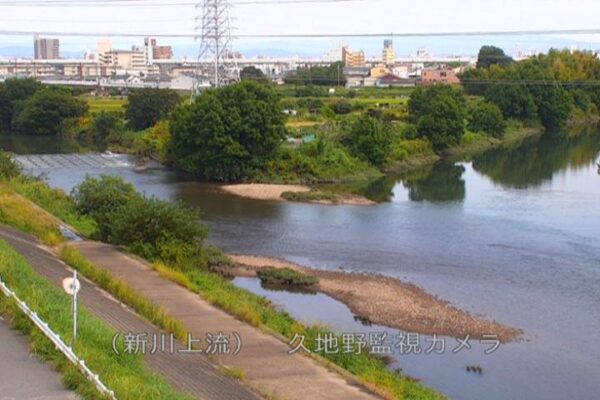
[370,65,391,79]
[377,73,418,87]
[421,66,461,85]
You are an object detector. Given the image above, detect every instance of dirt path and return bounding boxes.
[230,255,521,342]
[68,241,382,400]
[0,224,261,400]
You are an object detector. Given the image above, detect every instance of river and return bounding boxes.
[4,129,600,400]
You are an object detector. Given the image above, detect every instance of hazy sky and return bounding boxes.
[0,0,599,56]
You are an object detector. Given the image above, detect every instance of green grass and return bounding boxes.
[9,177,97,238]
[0,240,192,400]
[152,263,444,400]
[0,183,62,245]
[1,160,442,399]
[281,190,341,204]
[83,97,126,114]
[256,267,319,287]
[59,246,188,343]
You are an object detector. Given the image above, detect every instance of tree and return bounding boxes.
[531,85,574,131]
[240,66,267,82]
[408,85,466,123]
[0,78,42,133]
[416,95,466,151]
[348,116,393,166]
[476,46,514,69]
[169,80,287,181]
[285,62,346,86]
[71,175,140,241]
[485,84,538,121]
[408,86,467,151]
[12,88,88,136]
[125,88,180,130]
[86,111,125,144]
[469,102,506,137]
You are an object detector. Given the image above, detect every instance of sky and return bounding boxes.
[0,0,599,58]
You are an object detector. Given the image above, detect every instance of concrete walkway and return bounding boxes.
[70,241,380,400]
[0,225,260,400]
[0,315,78,400]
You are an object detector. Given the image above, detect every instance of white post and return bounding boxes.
[71,270,78,349]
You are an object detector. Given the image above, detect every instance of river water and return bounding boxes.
[4,130,600,400]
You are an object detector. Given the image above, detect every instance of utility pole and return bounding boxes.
[193,0,239,95]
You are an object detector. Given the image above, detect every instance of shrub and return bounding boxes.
[469,102,506,137]
[71,175,140,241]
[257,267,319,287]
[71,175,208,268]
[0,150,21,179]
[348,116,393,167]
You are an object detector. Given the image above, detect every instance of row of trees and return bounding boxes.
[284,62,347,86]
[0,79,182,138]
[407,85,506,151]
[462,47,600,131]
[0,79,88,135]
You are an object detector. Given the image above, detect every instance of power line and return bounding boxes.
[0,0,364,6]
[0,28,599,39]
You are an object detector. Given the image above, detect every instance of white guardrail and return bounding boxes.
[0,278,117,400]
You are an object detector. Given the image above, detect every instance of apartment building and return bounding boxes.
[34,36,60,60]
[342,47,365,68]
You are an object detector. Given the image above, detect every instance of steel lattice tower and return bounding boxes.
[194,0,239,94]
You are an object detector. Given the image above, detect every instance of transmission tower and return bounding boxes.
[194,0,239,94]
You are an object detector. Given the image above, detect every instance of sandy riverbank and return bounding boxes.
[220,183,375,206]
[230,254,521,342]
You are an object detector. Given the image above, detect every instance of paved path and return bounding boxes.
[0,225,260,400]
[0,315,78,400]
[70,241,380,400]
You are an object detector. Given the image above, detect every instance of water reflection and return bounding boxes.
[402,162,466,203]
[472,129,600,188]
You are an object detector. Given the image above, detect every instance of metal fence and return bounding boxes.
[0,278,117,400]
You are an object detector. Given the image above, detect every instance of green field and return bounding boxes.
[82,96,126,114]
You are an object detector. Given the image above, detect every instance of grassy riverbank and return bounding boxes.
[0,241,192,400]
[0,155,445,400]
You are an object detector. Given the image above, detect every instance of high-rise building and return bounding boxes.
[382,39,396,66]
[34,36,60,60]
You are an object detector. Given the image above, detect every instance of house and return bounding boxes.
[377,73,418,87]
[421,66,461,85]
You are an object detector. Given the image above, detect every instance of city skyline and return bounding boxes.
[0,0,599,59]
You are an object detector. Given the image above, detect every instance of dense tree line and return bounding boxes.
[284,62,347,86]
[0,79,87,135]
[461,48,600,131]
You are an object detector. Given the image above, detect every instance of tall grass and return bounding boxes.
[59,246,188,342]
[0,183,62,245]
[9,177,97,238]
[0,240,192,400]
[153,263,444,400]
